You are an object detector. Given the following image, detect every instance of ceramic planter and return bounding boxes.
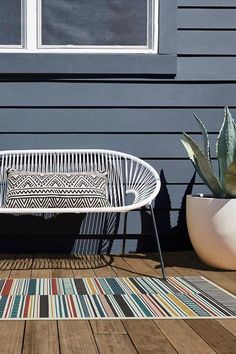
[186,195,236,270]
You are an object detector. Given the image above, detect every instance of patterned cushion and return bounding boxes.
[4,169,111,209]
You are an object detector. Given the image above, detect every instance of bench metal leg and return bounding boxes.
[150,205,167,280]
[122,212,128,255]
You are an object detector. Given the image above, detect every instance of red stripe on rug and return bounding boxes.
[187,292,216,316]
[94,278,104,294]
[23,295,30,318]
[1,279,13,296]
[52,279,58,295]
[69,295,77,317]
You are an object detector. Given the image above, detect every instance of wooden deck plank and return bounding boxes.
[90,320,127,335]
[70,255,98,278]
[94,333,137,354]
[0,270,12,278]
[50,254,74,278]
[155,320,216,354]
[10,254,33,279]
[181,251,234,278]
[31,254,53,278]
[122,255,161,277]
[22,321,60,354]
[0,321,25,354]
[92,255,117,277]
[70,254,115,278]
[186,319,236,354]
[160,251,202,277]
[142,253,182,277]
[110,255,140,277]
[72,267,96,277]
[59,321,98,354]
[123,319,178,354]
[217,319,236,336]
[0,254,15,278]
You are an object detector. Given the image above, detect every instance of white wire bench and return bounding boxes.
[0,149,166,278]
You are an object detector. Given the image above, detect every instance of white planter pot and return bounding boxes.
[186,195,236,270]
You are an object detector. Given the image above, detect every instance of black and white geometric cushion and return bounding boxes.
[5,169,111,208]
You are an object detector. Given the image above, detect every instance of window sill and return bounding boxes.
[0,53,176,76]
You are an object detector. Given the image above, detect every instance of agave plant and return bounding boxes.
[181,107,236,198]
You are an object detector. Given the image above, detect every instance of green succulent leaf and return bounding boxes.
[216,107,236,185]
[181,132,224,197]
[193,112,210,160]
[224,159,236,197]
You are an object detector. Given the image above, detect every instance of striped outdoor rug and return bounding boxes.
[0,276,236,319]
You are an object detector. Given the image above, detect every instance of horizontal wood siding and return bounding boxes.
[0,1,234,253]
[0,108,233,132]
[178,0,236,7]
[1,83,236,106]
[0,133,218,157]
[178,31,236,55]
[178,9,236,29]
[177,58,236,80]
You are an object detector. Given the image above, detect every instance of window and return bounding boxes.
[0,0,176,75]
[0,0,158,53]
[0,0,23,47]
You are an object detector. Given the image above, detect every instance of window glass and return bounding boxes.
[41,0,148,46]
[0,0,22,45]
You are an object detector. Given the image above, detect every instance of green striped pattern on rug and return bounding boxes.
[0,276,235,319]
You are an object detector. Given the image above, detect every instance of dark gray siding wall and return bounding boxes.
[0,0,234,253]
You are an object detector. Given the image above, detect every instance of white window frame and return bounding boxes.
[0,0,158,54]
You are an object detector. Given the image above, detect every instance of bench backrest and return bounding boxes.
[0,149,160,208]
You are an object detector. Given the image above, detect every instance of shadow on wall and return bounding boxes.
[0,212,120,254]
[137,170,196,252]
[72,213,120,254]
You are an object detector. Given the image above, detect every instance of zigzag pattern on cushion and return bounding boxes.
[6,197,111,209]
[7,188,106,198]
[5,170,110,209]
[7,171,107,189]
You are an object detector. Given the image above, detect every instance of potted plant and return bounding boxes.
[181,107,236,269]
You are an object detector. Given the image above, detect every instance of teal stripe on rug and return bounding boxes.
[28,279,37,295]
[0,297,7,317]
[11,296,21,318]
[96,278,113,294]
[104,278,125,294]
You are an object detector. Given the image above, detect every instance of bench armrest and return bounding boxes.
[125,181,160,208]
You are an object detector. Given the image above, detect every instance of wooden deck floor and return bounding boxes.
[0,251,236,353]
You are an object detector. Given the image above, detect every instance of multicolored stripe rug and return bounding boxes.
[0,276,236,319]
